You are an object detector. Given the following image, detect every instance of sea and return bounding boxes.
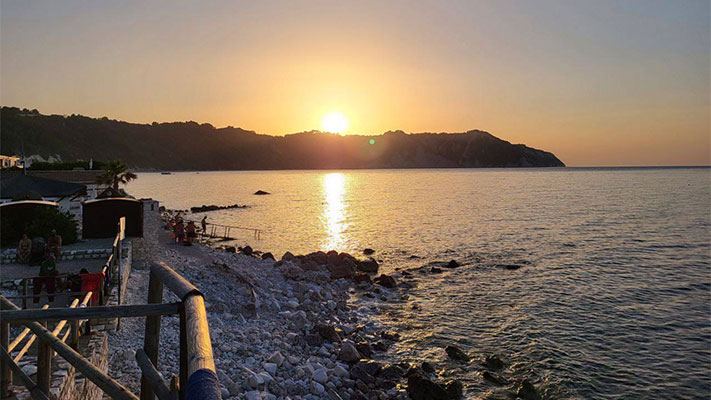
[129,167,711,399]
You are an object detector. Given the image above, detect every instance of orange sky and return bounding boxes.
[1,0,709,166]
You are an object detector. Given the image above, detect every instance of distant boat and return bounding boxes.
[160,172,172,175]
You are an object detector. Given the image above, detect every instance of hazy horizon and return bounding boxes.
[1,0,709,167]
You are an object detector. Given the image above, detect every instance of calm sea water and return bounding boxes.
[129,168,711,399]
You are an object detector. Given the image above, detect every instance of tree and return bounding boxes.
[97,160,137,190]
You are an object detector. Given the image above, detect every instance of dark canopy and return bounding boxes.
[0,174,86,199]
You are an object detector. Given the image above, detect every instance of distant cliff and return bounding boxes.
[0,107,564,170]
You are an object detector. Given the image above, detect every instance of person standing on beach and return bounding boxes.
[17,233,32,264]
[174,219,185,244]
[201,216,208,234]
[34,254,58,303]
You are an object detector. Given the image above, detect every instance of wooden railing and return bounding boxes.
[0,218,221,400]
[0,261,220,400]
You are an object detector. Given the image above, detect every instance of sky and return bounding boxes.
[1,0,709,166]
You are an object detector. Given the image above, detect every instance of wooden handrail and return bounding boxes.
[8,305,49,352]
[0,295,138,400]
[136,349,175,400]
[0,303,179,323]
[0,347,49,400]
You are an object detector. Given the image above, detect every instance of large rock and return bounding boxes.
[517,379,541,400]
[445,345,469,362]
[406,368,450,400]
[338,342,361,363]
[349,360,382,384]
[327,259,355,279]
[357,258,379,273]
[353,273,372,284]
[316,324,342,343]
[374,274,396,288]
[483,354,505,370]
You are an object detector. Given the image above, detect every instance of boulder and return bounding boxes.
[300,260,321,272]
[338,342,361,363]
[327,260,355,279]
[421,362,435,374]
[282,251,297,262]
[445,380,464,399]
[483,354,505,370]
[406,368,450,400]
[316,324,342,343]
[349,360,382,384]
[517,379,541,400]
[353,273,372,284]
[225,246,236,253]
[446,260,459,268]
[482,371,507,385]
[374,274,396,288]
[430,266,443,273]
[355,342,373,358]
[357,258,379,273]
[378,364,405,381]
[254,190,270,195]
[445,345,469,362]
[363,248,375,255]
[240,245,253,256]
[261,252,275,261]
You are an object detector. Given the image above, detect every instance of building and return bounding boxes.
[1,169,107,198]
[0,155,22,169]
[0,174,88,219]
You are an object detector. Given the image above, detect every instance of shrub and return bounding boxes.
[0,205,78,247]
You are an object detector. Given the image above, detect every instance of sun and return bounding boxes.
[321,111,348,134]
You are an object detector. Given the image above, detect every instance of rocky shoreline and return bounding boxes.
[108,231,543,399]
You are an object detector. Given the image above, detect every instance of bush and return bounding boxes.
[0,206,78,247]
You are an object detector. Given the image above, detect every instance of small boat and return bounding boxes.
[160,171,172,175]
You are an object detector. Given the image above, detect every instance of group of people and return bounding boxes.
[164,212,207,246]
[17,229,63,265]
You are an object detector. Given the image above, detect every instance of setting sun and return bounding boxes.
[321,112,348,134]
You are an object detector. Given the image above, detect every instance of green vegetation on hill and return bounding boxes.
[1,106,565,170]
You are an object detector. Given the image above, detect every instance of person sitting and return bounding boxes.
[17,233,32,264]
[185,221,197,245]
[47,229,62,258]
[34,254,58,303]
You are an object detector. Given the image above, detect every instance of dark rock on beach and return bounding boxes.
[239,245,253,256]
[421,362,436,374]
[374,274,396,288]
[517,379,542,400]
[353,272,372,284]
[431,266,444,274]
[406,367,461,400]
[261,252,275,260]
[350,360,382,384]
[445,345,469,362]
[363,248,375,255]
[357,258,379,273]
[483,354,505,370]
[446,259,460,268]
[224,246,236,253]
[254,190,270,195]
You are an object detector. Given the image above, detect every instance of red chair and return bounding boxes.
[81,273,105,305]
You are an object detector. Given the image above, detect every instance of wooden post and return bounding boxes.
[140,270,164,400]
[37,322,51,396]
[1,322,10,399]
[22,279,28,310]
[70,319,79,350]
[178,305,187,400]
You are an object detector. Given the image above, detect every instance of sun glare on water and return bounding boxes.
[321,112,348,134]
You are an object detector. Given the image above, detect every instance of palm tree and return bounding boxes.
[97,160,137,190]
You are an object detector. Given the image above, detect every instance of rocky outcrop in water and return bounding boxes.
[190,203,248,213]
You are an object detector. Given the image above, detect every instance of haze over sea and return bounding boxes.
[130,167,710,398]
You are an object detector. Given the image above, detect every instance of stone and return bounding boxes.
[225,246,236,253]
[355,342,372,358]
[482,370,507,385]
[483,354,505,370]
[264,362,277,375]
[338,342,361,363]
[254,190,270,195]
[240,245,254,255]
[421,362,436,374]
[445,380,464,399]
[446,260,459,268]
[313,368,328,384]
[282,251,297,262]
[430,266,443,273]
[312,381,325,394]
[374,274,396,288]
[333,365,349,378]
[268,351,285,367]
[406,368,449,400]
[327,260,355,280]
[353,273,372,284]
[517,379,541,400]
[245,390,262,400]
[363,248,375,255]
[357,258,379,273]
[262,252,275,260]
[22,365,37,376]
[349,360,382,384]
[379,331,400,341]
[379,364,404,381]
[316,324,342,342]
[445,345,469,362]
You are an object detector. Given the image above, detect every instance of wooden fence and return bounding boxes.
[0,221,221,400]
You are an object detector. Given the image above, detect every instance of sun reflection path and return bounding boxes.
[322,173,348,251]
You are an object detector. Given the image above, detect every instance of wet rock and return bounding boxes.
[406,368,450,400]
[239,245,253,256]
[445,345,469,362]
[316,324,342,343]
[282,251,297,262]
[445,380,464,399]
[338,342,361,363]
[446,260,460,268]
[483,354,505,370]
[517,379,541,400]
[363,248,375,255]
[225,246,236,253]
[327,259,355,279]
[482,371,507,385]
[421,362,435,374]
[261,252,275,260]
[355,342,373,358]
[372,341,389,352]
[374,274,396,288]
[353,273,372,284]
[254,190,270,195]
[357,258,379,273]
[502,264,523,270]
[379,364,405,381]
[430,266,443,273]
[300,260,321,272]
[350,360,382,384]
[379,331,400,341]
